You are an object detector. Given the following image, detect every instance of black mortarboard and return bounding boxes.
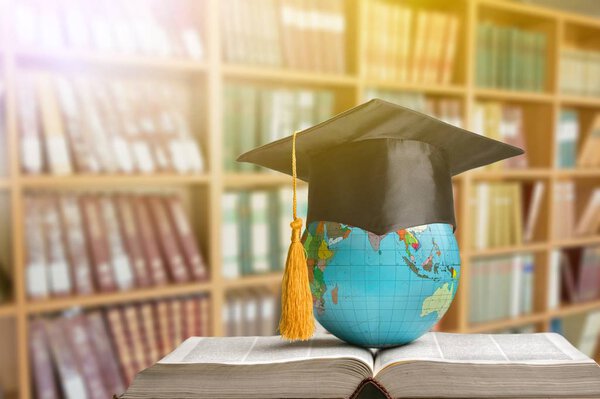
[237,98,524,235]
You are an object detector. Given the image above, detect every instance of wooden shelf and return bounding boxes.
[0,304,16,319]
[474,88,555,103]
[469,242,548,257]
[470,169,551,180]
[223,173,307,188]
[26,282,212,315]
[467,312,548,333]
[548,300,600,318]
[223,272,283,289]
[552,235,600,248]
[15,48,208,73]
[559,95,600,108]
[222,64,358,87]
[363,80,466,96]
[19,174,211,188]
[555,169,600,178]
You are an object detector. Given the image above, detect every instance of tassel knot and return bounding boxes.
[290,218,303,242]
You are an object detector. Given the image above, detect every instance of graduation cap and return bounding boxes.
[237,98,524,341]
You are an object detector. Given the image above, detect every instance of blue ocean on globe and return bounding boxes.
[302,221,460,348]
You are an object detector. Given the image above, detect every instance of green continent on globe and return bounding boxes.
[421,282,455,319]
[303,221,351,314]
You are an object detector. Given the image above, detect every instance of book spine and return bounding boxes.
[36,72,73,175]
[85,311,126,395]
[41,195,72,297]
[25,196,50,299]
[17,74,44,174]
[147,195,190,283]
[250,191,270,274]
[115,195,152,287]
[99,195,135,291]
[30,319,60,399]
[132,195,169,285]
[59,194,95,295]
[164,195,207,281]
[44,318,88,399]
[222,192,241,279]
[67,315,109,399]
[106,308,137,385]
[154,299,172,356]
[139,302,161,364]
[81,195,117,292]
[170,299,184,347]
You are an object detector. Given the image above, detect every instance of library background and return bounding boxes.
[0,0,599,397]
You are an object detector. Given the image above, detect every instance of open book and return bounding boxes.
[121,332,600,399]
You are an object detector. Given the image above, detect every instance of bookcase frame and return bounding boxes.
[1,0,600,397]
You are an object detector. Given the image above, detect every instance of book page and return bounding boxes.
[159,335,373,368]
[375,332,594,374]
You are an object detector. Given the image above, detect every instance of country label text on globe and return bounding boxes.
[303,222,460,348]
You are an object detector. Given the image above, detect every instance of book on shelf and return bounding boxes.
[25,192,207,300]
[470,182,524,249]
[469,254,534,324]
[14,0,204,59]
[552,181,575,239]
[17,73,205,176]
[223,289,280,337]
[476,22,546,92]
[562,311,600,358]
[121,333,600,399]
[472,102,528,169]
[556,109,579,169]
[575,189,600,237]
[363,1,459,84]
[31,294,211,398]
[552,246,600,307]
[578,113,600,168]
[523,181,545,243]
[560,48,600,97]
[363,89,463,128]
[221,0,346,73]
[223,83,335,172]
[221,187,308,278]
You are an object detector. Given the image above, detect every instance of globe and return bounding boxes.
[303,221,460,348]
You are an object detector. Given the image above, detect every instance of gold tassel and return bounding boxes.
[279,131,314,341]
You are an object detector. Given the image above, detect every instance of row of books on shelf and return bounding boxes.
[223,289,280,337]
[472,102,528,169]
[548,246,600,310]
[470,182,539,249]
[552,310,600,358]
[363,90,463,128]
[223,84,334,172]
[17,73,205,176]
[15,0,204,59]
[363,1,459,84]
[476,22,546,92]
[221,0,346,73]
[30,294,210,399]
[469,254,534,324]
[556,110,600,169]
[553,183,600,239]
[560,49,600,97]
[222,187,308,279]
[25,192,207,300]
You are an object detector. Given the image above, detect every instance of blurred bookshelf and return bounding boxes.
[0,0,599,398]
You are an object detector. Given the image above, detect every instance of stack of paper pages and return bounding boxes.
[120,332,600,398]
